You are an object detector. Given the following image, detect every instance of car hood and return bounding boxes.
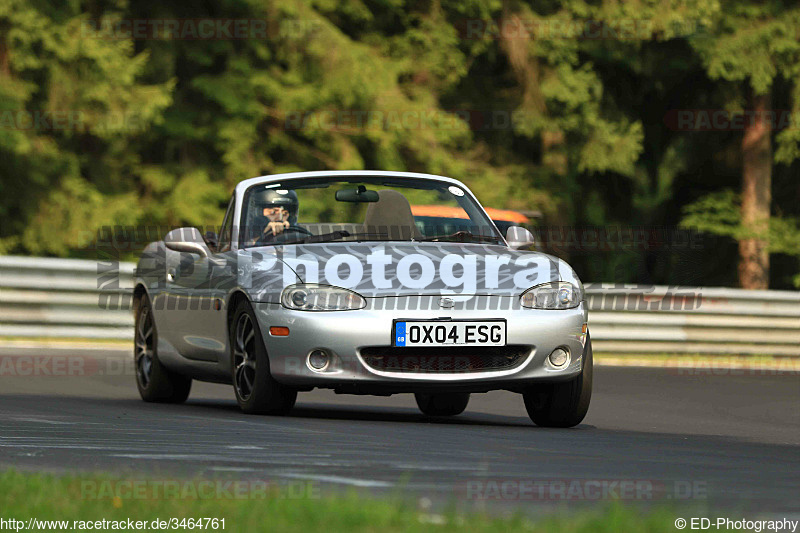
[242,242,581,300]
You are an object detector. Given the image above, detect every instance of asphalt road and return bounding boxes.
[0,346,798,515]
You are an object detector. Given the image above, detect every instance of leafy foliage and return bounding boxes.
[0,0,798,287]
[681,190,800,287]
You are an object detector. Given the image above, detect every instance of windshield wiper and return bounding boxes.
[280,230,389,245]
[421,230,502,244]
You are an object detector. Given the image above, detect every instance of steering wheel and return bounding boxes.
[256,225,313,245]
[280,225,312,236]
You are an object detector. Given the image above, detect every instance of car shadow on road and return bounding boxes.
[179,398,596,430]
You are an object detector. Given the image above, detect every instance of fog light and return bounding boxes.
[308,350,329,370]
[549,347,569,368]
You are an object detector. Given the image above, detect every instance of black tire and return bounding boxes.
[415,392,470,416]
[230,298,297,415]
[523,336,593,428]
[134,294,192,403]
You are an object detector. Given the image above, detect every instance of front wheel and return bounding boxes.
[230,299,297,415]
[134,295,192,403]
[523,336,593,428]
[415,392,470,416]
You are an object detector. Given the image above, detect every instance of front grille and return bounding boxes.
[360,345,531,373]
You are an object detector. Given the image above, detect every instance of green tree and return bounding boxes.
[0,0,798,289]
[688,1,800,288]
[0,0,173,256]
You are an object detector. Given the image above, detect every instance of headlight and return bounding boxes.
[281,284,366,311]
[520,282,581,309]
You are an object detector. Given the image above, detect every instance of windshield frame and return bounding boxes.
[237,175,504,249]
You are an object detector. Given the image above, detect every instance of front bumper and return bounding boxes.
[253,297,588,393]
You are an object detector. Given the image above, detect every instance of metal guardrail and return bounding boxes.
[0,256,135,341]
[0,256,798,355]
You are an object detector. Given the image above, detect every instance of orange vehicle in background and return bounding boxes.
[411,205,533,236]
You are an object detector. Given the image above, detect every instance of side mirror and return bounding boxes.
[164,227,212,258]
[506,226,535,250]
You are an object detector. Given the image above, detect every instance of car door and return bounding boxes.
[167,195,237,362]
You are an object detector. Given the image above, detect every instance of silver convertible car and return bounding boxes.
[133,171,592,427]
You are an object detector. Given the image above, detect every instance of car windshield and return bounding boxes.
[239,177,503,248]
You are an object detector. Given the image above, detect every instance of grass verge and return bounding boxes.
[0,470,693,532]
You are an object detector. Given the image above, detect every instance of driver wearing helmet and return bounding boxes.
[248,189,300,245]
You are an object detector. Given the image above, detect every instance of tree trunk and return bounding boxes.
[0,22,10,76]
[738,91,772,289]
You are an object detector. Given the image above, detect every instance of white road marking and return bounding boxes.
[208,467,259,472]
[278,472,393,488]
[5,417,78,425]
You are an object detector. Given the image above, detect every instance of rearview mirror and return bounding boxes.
[164,227,212,258]
[335,186,379,203]
[506,226,535,250]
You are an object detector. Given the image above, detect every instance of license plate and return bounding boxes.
[394,320,506,347]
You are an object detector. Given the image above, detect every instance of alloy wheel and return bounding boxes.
[233,313,257,401]
[134,306,155,388]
